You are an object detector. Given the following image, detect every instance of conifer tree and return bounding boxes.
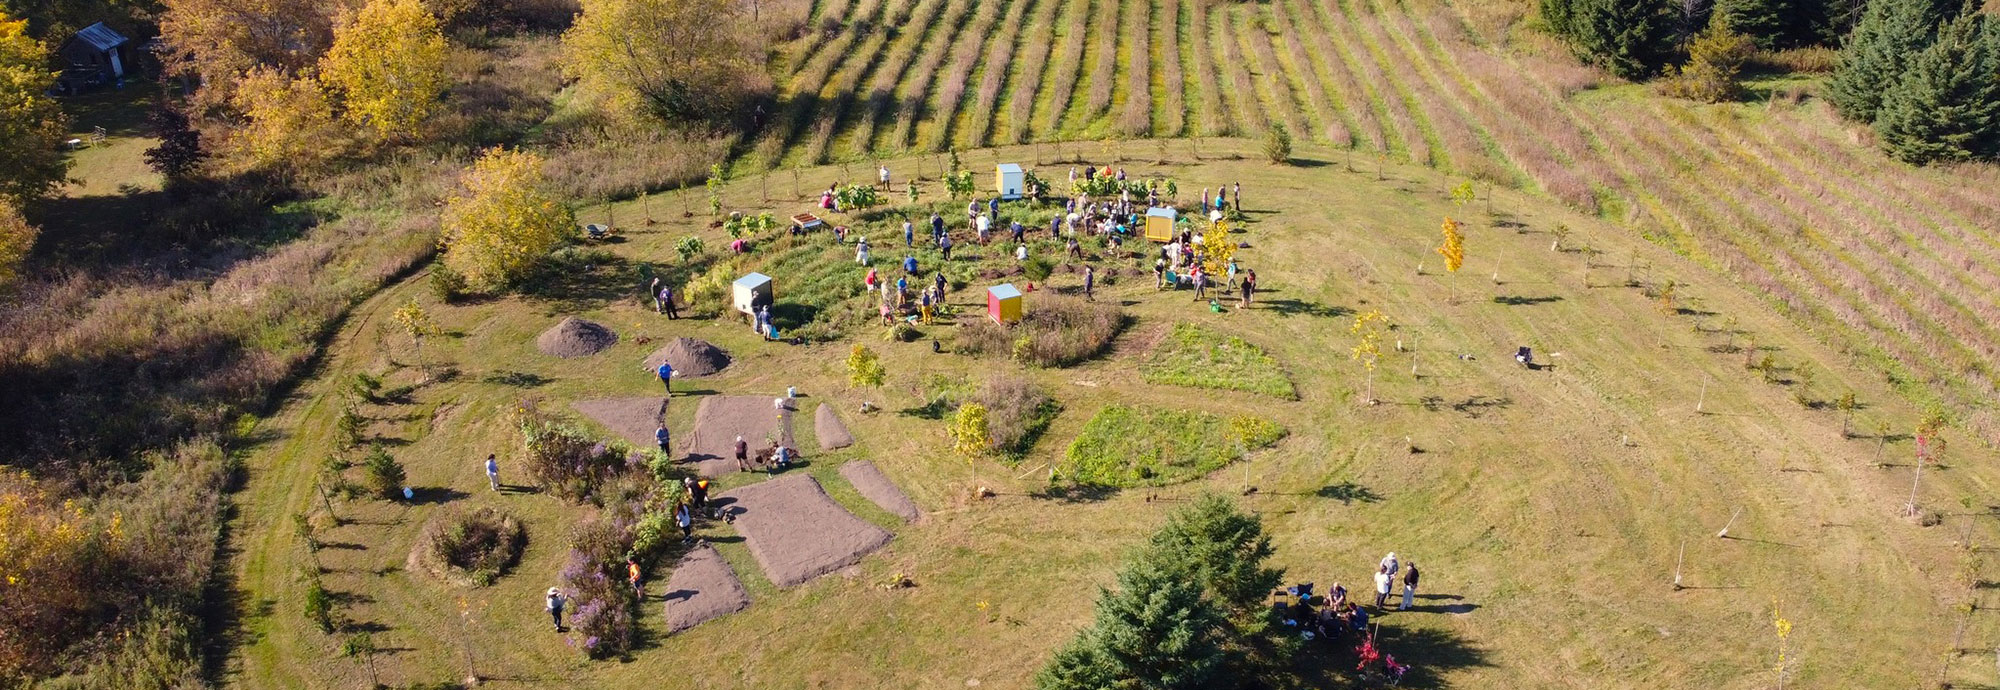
[1874,12,2000,164]
[1034,553,1230,690]
[1546,0,1679,78]
[1716,0,1817,49]
[1145,494,1283,614]
[1827,0,1961,123]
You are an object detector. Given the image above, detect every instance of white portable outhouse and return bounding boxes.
[733,272,774,316]
[995,164,1024,200]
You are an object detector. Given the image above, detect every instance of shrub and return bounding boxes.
[559,515,639,659]
[361,445,405,499]
[412,507,526,587]
[1010,297,1126,367]
[848,344,886,387]
[302,575,336,634]
[1060,406,1286,487]
[1022,255,1056,282]
[334,399,366,449]
[427,263,469,302]
[971,376,1059,459]
[515,401,634,503]
[1263,127,1293,164]
[675,235,705,262]
[1657,17,1755,103]
[439,148,577,292]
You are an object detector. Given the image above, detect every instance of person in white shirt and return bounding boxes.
[1380,552,1400,579]
[878,165,890,189]
[1373,565,1393,609]
[1014,243,1029,262]
[975,213,991,243]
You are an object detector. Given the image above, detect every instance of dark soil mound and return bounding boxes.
[536,317,617,358]
[643,337,732,377]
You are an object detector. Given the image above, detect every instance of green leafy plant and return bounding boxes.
[362,445,405,499]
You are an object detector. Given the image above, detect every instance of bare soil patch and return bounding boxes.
[815,404,855,450]
[837,460,920,522]
[714,474,892,588]
[642,337,732,377]
[572,397,667,448]
[536,317,617,358]
[683,396,791,476]
[660,544,750,634]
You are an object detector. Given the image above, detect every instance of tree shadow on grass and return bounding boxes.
[1032,483,1120,503]
[1293,620,1492,689]
[520,251,636,313]
[408,487,469,505]
[1315,482,1382,505]
[1263,298,1351,319]
[484,370,553,388]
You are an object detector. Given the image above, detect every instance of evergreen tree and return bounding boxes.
[144,104,207,183]
[1717,0,1820,49]
[1145,494,1283,614]
[1034,553,1231,690]
[1553,0,1680,79]
[1874,12,2000,164]
[1827,0,1962,123]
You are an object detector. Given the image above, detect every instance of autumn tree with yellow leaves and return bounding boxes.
[560,0,767,125]
[0,473,124,677]
[0,12,69,203]
[319,0,451,140]
[439,148,576,292]
[1350,310,1388,405]
[228,67,341,171]
[1435,216,1466,301]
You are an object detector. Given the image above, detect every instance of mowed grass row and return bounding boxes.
[1186,0,1225,136]
[1002,0,1066,144]
[1315,0,1420,162]
[1154,0,1186,137]
[1241,4,1312,141]
[1269,0,1343,144]
[886,0,979,151]
[754,0,893,168]
[1035,0,1091,136]
[841,0,952,159]
[1343,0,1449,171]
[1115,0,1152,137]
[1364,0,1513,183]
[963,0,1038,149]
[1080,0,1124,124]
[1211,6,1265,136]
[921,0,1012,151]
[801,0,918,164]
[1283,0,1382,151]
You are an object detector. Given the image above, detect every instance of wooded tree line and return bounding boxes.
[1541,0,1998,166]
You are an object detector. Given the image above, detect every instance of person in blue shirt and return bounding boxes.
[988,197,1000,216]
[655,425,670,453]
[903,219,914,247]
[656,362,673,396]
[902,255,918,274]
[930,213,945,240]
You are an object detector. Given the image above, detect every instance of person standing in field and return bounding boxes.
[930,212,945,241]
[1083,265,1095,302]
[1233,181,1241,211]
[546,587,565,632]
[879,165,890,190]
[1191,266,1208,301]
[1401,562,1419,611]
[675,500,694,543]
[484,453,500,491]
[650,277,664,313]
[656,361,674,396]
[1373,565,1392,609]
[1240,269,1256,308]
[734,435,751,472]
[655,425,670,454]
[940,232,954,261]
[903,218,914,247]
[1381,552,1400,580]
[628,559,643,598]
[660,284,678,320]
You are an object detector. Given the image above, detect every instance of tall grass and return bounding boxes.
[1212,7,1267,136]
[843,0,949,159]
[1037,0,1092,136]
[1270,0,1340,145]
[1187,0,1226,136]
[1241,5,1310,143]
[1082,0,1124,119]
[1323,0,1422,163]
[1115,0,1154,137]
[924,0,1010,151]
[1417,10,1602,209]
[966,0,1037,148]
[1004,0,1066,143]
[1285,0,1383,151]
[1349,3,1454,170]
[1155,0,1186,137]
[1361,1,1504,180]
[884,0,976,150]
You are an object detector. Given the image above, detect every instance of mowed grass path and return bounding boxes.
[746,0,2000,427]
[230,142,2000,689]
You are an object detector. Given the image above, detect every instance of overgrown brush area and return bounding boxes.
[956,295,1127,367]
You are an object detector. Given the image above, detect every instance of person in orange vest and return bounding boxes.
[627,558,643,599]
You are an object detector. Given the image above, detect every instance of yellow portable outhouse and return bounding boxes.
[986,284,1023,324]
[1144,207,1177,243]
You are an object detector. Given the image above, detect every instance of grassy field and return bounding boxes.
[741,0,2000,447]
[226,139,2000,689]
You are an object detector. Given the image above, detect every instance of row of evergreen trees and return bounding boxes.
[1827,0,2000,164]
[1539,0,1860,78]
[1033,494,1293,690]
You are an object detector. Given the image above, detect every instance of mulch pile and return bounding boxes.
[815,404,854,450]
[837,460,920,522]
[660,543,750,634]
[714,474,891,588]
[535,317,617,358]
[642,337,732,377]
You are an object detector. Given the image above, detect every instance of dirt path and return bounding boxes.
[683,396,791,476]
[659,544,750,634]
[713,474,891,588]
[815,404,855,450]
[572,397,668,448]
[837,460,920,522]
